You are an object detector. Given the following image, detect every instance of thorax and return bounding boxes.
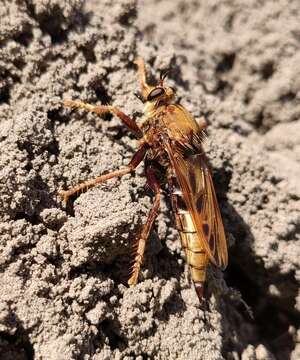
[140,107,166,144]
[139,107,169,166]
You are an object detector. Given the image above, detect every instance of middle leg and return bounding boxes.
[59,143,147,203]
[128,165,161,285]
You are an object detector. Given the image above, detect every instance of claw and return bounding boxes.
[133,58,143,66]
[59,190,69,204]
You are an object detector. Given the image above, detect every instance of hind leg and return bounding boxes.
[128,165,161,285]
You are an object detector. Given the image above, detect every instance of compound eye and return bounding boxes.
[147,87,165,101]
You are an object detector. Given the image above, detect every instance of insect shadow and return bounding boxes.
[0,312,35,360]
[219,199,298,359]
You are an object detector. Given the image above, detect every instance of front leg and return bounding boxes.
[134,58,152,100]
[128,165,161,285]
[63,99,142,138]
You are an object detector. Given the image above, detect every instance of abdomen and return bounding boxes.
[168,174,209,299]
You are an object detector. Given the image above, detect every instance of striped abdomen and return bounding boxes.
[168,175,209,299]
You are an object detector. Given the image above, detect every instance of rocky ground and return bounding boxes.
[0,0,299,359]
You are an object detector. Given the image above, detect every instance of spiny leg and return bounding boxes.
[63,99,142,137]
[134,58,151,100]
[128,165,161,286]
[59,143,147,203]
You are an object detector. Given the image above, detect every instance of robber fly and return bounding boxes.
[60,59,228,300]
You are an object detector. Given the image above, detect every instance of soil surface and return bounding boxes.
[0,0,299,359]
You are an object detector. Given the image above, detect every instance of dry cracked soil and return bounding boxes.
[0,0,299,359]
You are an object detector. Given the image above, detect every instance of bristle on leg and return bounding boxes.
[128,251,142,286]
[128,266,139,285]
[127,171,161,287]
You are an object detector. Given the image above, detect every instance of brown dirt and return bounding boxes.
[0,0,299,359]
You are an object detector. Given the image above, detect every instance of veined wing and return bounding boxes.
[163,106,228,269]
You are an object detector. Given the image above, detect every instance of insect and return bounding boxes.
[60,59,228,300]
